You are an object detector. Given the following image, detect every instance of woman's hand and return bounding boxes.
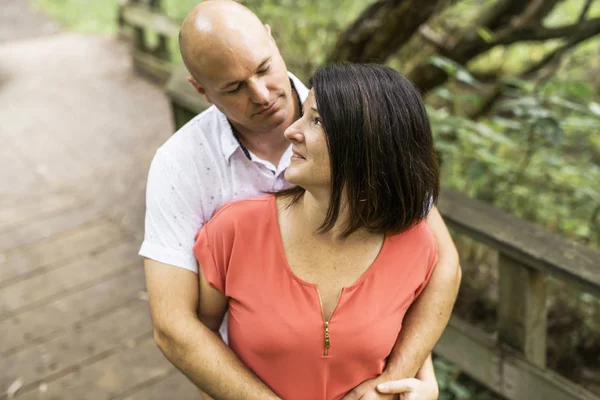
[376,378,439,400]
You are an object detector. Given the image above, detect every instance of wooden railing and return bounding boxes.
[436,190,599,400]
[118,2,600,399]
[118,0,179,82]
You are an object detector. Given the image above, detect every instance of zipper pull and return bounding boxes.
[324,321,330,356]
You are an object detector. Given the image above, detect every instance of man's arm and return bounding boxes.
[384,205,461,379]
[144,258,280,400]
[342,206,460,400]
[376,354,439,399]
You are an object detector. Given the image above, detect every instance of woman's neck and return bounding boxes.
[292,190,358,244]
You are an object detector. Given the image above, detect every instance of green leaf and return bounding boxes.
[429,55,458,75]
[449,381,473,399]
[455,69,476,85]
[533,117,563,147]
[589,102,600,116]
[434,87,454,102]
[476,27,495,43]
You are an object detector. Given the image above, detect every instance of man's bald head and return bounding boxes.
[177,1,294,137]
[179,0,272,81]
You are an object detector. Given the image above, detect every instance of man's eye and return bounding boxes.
[258,65,271,75]
[226,85,242,94]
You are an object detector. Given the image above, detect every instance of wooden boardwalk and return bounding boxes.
[0,5,197,398]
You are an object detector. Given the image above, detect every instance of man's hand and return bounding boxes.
[342,375,398,400]
[377,378,439,400]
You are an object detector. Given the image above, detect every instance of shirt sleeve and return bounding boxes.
[139,149,205,273]
[192,204,237,295]
[193,224,224,293]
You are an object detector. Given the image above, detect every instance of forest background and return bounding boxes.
[34,0,600,398]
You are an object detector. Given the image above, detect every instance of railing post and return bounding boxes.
[498,253,547,367]
[130,0,147,52]
[146,0,170,61]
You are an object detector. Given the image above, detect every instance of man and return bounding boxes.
[141,1,461,399]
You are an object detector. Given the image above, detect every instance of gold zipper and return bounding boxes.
[323,321,331,356]
[317,289,342,356]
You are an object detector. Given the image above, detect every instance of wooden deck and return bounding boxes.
[0,6,197,398]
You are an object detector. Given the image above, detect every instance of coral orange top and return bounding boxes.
[193,195,437,400]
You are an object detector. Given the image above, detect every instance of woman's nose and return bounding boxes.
[284,122,304,142]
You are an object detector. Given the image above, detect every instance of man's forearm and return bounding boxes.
[155,314,280,400]
[383,206,461,380]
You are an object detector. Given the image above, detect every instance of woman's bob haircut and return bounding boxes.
[278,63,439,238]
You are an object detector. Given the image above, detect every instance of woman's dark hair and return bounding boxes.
[279,63,439,237]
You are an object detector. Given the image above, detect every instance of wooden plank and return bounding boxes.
[435,316,600,400]
[0,267,145,355]
[0,201,104,252]
[133,49,172,84]
[0,302,152,399]
[118,370,200,400]
[0,191,80,234]
[435,316,502,393]
[13,337,172,400]
[437,189,600,296]
[166,65,211,116]
[498,254,547,366]
[121,4,180,38]
[0,218,125,286]
[0,242,140,318]
[502,350,600,400]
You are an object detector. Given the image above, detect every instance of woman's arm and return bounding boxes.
[145,258,280,400]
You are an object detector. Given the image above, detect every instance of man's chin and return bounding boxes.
[259,111,288,131]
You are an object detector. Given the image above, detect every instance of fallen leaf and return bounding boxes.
[7,379,23,398]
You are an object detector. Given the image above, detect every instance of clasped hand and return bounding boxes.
[341,374,438,400]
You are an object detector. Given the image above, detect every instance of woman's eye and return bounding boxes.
[314,116,322,126]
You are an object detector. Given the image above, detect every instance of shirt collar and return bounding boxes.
[219,110,242,162]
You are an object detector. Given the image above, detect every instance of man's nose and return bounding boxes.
[248,78,270,105]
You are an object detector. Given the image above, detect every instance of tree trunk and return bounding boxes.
[328,0,448,64]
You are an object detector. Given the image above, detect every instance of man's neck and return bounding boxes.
[232,87,300,167]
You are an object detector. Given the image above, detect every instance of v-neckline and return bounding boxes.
[270,195,388,292]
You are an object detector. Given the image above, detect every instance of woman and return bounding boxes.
[194,63,440,400]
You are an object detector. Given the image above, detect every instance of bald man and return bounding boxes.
[141,1,460,399]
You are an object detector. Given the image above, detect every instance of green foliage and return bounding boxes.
[163,0,374,80]
[243,0,370,82]
[36,0,119,34]
[32,0,600,397]
[428,55,600,248]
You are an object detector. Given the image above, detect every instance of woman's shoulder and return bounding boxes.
[387,220,436,251]
[205,194,275,232]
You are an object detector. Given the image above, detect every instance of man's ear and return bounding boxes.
[188,77,212,104]
[265,24,272,37]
